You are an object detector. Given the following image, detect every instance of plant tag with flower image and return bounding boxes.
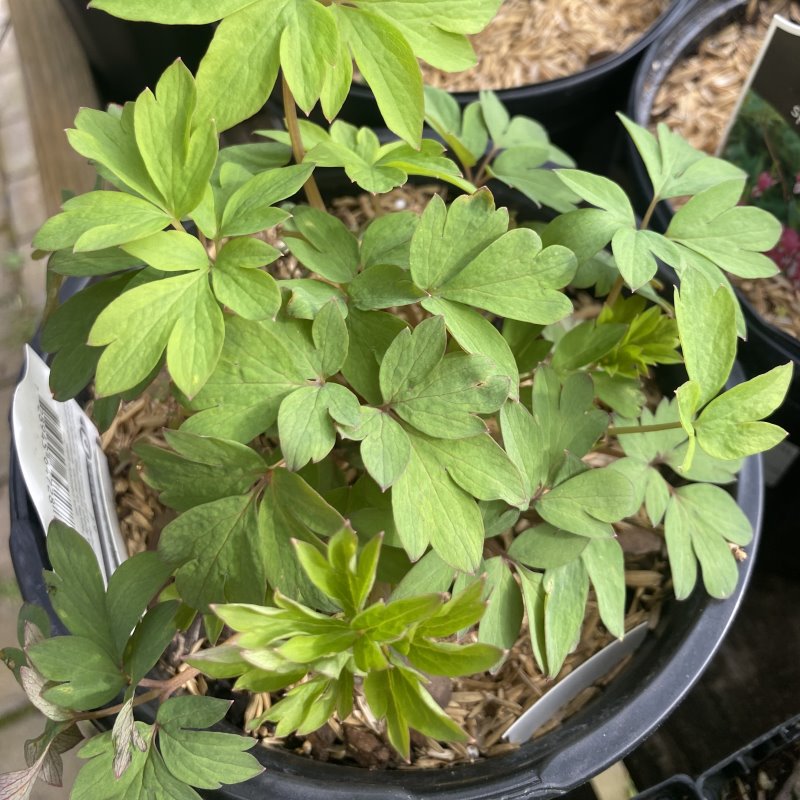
[12,346,126,582]
[719,14,800,280]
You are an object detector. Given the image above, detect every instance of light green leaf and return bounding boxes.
[195,0,289,132]
[134,61,217,219]
[508,524,588,569]
[122,231,209,272]
[285,206,360,283]
[87,0,262,23]
[220,164,313,238]
[611,227,657,291]
[517,566,547,674]
[674,270,737,405]
[536,466,636,538]
[34,191,171,253]
[336,5,423,146]
[479,557,523,652]
[696,364,792,459]
[360,211,419,269]
[312,299,349,377]
[581,537,625,639]
[343,408,411,490]
[213,239,281,321]
[555,170,635,226]
[543,559,589,677]
[392,433,484,569]
[348,264,425,310]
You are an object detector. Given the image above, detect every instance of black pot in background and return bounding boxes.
[334,0,690,176]
[627,0,800,444]
[58,0,213,104]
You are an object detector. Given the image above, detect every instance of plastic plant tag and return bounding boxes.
[12,345,126,582]
[503,622,649,744]
[719,14,800,279]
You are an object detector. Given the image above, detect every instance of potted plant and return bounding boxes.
[0,0,793,797]
[627,0,800,440]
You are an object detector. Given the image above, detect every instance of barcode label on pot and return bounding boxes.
[12,346,127,582]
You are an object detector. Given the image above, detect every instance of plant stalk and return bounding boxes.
[282,75,325,211]
[640,194,660,231]
[607,420,684,436]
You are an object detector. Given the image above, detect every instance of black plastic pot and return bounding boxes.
[627,0,800,442]
[8,360,764,800]
[58,0,213,104]
[335,0,690,174]
[697,714,800,800]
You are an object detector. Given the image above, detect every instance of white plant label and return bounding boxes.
[12,346,127,582]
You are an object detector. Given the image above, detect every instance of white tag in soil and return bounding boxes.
[12,346,126,582]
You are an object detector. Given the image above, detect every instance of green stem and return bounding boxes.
[605,275,625,308]
[282,75,325,211]
[639,194,660,231]
[473,147,499,187]
[608,420,684,436]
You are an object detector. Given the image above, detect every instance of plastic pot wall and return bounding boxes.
[58,0,213,104]
[8,355,764,799]
[335,0,690,175]
[626,0,800,442]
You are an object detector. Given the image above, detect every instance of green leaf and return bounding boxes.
[183,316,314,441]
[280,0,338,114]
[618,114,746,200]
[479,557,523,652]
[611,227,657,291]
[220,164,313,238]
[67,104,162,205]
[360,211,419,269]
[391,432,484,569]
[508,524,588,569]
[87,0,262,23]
[416,580,485,637]
[391,551,455,601]
[348,264,425,310]
[137,431,266,511]
[696,364,792,459]
[417,433,528,508]
[286,206,360,283]
[122,231,209,272]
[406,639,500,677]
[421,297,519,396]
[335,313,403,407]
[34,191,171,253]
[499,399,545,499]
[665,483,752,599]
[106,551,173,657]
[543,559,589,678]
[555,170,635,226]
[28,636,125,711]
[335,5,423,146]
[43,522,115,658]
[343,407,411,490]
[48,245,142,278]
[674,270,737,406]
[667,179,782,279]
[536,466,636,538]
[213,237,281,321]
[424,88,487,168]
[551,320,627,373]
[312,299,349,376]
[517,566,547,674]
[133,61,217,219]
[89,269,224,398]
[194,0,286,132]
[159,493,264,611]
[581,538,625,639]
[125,601,180,686]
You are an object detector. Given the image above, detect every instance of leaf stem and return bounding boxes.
[607,420,684,436]
[281,75,325,211]
[605,275,625,308]
[639,194,660,231]
[473,147,499,188]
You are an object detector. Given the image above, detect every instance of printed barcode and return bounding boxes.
[38,399,75,527]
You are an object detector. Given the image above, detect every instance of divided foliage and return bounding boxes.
[2,0,794,797]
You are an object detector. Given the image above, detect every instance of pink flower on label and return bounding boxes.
[752,171,777,198]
